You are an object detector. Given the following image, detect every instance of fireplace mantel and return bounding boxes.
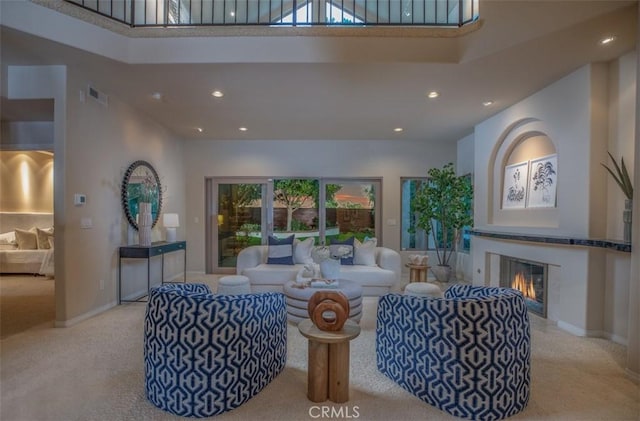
[471,230,631,253]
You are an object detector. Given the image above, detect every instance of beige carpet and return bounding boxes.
[0,276,638,421]
[0,275,55,339]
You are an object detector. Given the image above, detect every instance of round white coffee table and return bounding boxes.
[283,279,363,324]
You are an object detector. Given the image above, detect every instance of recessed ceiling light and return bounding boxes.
[600,36,616,45]
[427,91,439,99]
[482,100,494,107]
[211,90,224,98]
[394,127,403,132]
[239,127,248,132]
[151,92,162,100]
[195,127,203,133]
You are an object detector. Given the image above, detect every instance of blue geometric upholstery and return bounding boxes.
[144,283,287,418]
[376,285,531,421]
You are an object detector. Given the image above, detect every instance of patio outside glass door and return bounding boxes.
[209,179,269,272]
[324,179,381,243]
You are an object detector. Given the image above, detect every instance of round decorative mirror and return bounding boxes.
[121,160,163,231]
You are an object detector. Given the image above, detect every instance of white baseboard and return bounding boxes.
[557,320,589,336]
[625,368,640,384]
[55,300,118,328]
[556,321,603,338]
[557,321,628,345]
[602,332,628,346]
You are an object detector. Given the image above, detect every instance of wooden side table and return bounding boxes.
[406,264,430,282]
[298,319,361,403]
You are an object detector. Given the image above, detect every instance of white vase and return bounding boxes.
[138,202,153,246]
[320,258,341,280]
[623,198,632,243]
[431,264,453,283]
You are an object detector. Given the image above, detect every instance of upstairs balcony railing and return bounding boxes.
[65,0,479,27]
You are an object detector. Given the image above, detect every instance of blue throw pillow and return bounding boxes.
[267,235,295,265]
[329,237,355,265]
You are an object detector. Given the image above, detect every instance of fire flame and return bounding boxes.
[512,272,536,300]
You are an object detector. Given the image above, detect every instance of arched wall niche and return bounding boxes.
[487,118,559,229]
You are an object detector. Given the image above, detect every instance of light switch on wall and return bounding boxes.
[80,217,93,229]
[386,218,397,226]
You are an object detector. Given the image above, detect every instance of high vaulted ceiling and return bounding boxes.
[0,0,637,142]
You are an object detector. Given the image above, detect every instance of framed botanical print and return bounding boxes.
[527,154,557,208]
[502,161,529,209]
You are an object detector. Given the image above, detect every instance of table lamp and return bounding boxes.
[163,213,179,242]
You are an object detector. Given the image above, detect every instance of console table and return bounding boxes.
[118,241,186,304]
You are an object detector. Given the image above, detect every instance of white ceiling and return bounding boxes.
[0,0,637,142]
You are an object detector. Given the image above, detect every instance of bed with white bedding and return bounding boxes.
[0,213,54,275]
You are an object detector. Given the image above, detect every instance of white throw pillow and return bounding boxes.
[354,237,377,266]
[15,228,38,250]
[0,231,16,245]
[293,237,315,264]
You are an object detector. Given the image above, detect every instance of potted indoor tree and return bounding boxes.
[412,163,473,282]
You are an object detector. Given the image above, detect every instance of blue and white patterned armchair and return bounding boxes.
[144,283,287,418]
[376,285,531,421]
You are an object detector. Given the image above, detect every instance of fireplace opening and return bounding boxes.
[500,256,547,318]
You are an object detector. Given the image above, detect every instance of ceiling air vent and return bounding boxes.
[88,85,108,106]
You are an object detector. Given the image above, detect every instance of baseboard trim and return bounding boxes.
[625,368,640,384]
[557,320,589,336]
[557,321,628,345]
[602,332,628,346]
[55,300,118,328]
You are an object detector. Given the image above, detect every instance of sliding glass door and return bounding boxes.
[207,179,269,273]
[272,178,319,242]
[206,177,381,273]
[324,179,380,243]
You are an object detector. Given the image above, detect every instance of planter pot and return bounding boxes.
[431,265,453,283]
[623,199,632,243]
[320,258,341,280]
[138,202,153,246]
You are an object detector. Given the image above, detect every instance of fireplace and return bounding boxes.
[500,256,547,318]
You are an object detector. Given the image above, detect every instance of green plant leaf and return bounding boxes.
[602,152,633,200]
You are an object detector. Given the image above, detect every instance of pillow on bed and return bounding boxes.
[36,228,54,250]
[0,231,16,245]
[15,228,38,250]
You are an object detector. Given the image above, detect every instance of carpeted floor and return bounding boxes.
[0,274,55,339]
[0,275,638,420]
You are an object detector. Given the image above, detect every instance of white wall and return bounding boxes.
[62,66,185,323]
[456,132,475,281]
[474,64,596,237]
[470,58,635,345]
[183,139,457,271]
[4,60,185,323]
[607,51,637,240]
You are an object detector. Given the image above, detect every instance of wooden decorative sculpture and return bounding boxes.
[308,291,350,331]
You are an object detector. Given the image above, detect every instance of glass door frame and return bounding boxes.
[206,177,272,274]
[321,177,383,244]
[206,176,383,273]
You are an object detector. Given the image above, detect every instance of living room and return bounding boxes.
[1,0,638,419]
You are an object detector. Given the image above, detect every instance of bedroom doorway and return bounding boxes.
[0,97,56,338]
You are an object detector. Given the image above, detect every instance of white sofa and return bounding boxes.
[236,245,402,296]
